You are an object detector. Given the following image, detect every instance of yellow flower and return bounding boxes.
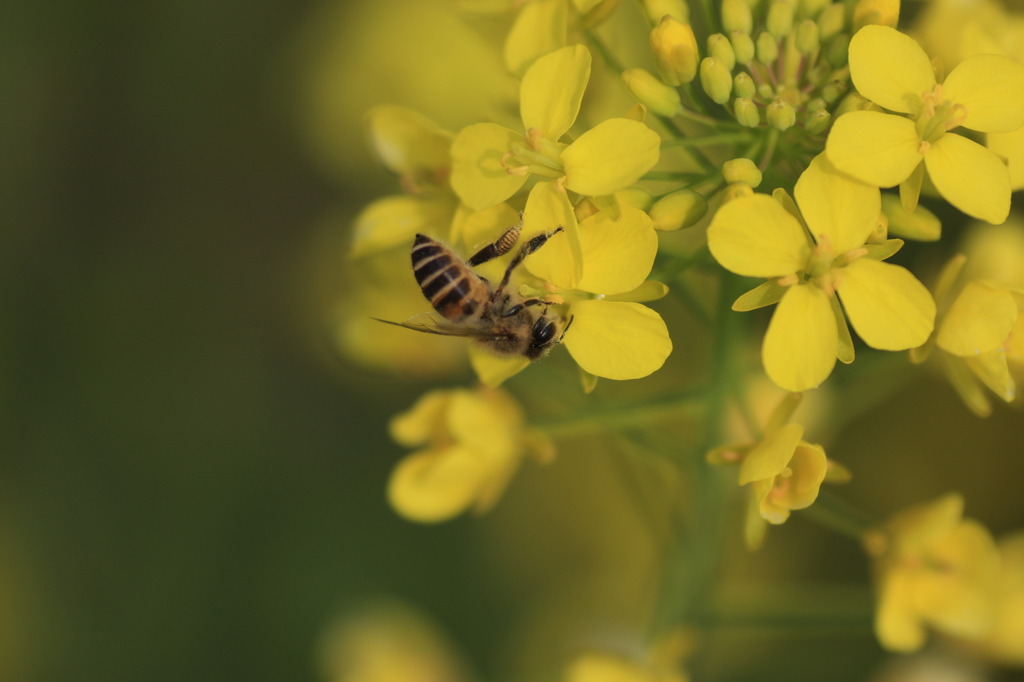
[975,532,1024,666]
[450,45,661,211]
[387,387,554,523]
[707,393,839,549]
[825,25,1024,224]
[863,493,1000,652]
[913,254,1021,416]
[564,631,693,682]
[707,154,935,392]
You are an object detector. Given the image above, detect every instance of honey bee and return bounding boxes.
[375,220,570,359]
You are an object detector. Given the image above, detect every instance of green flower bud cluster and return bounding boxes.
[682,0,854,137]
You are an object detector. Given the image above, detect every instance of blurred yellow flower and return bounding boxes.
[387,386,554,523]
[912,254,1022,416]
[975,532,1024,666]
[826,25,1024,224]
[864,493,1000,652]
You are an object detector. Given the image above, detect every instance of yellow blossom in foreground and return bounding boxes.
[825,25,1024,224]
[863,493,1000,652]
[387,387,553,523]
[565,631,693,682]
[707,154,935,392]
[912,254,1021,416]
[450,45,660,210]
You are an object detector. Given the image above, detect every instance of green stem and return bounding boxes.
[534,387,709,437]
[661,132,752,148]
[801,490,875,541]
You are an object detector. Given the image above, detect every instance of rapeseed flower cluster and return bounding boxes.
[323,0,1024,676]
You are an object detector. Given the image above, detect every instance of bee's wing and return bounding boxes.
[372,314,501,339]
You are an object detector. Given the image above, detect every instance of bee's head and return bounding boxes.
[525,315,563,359]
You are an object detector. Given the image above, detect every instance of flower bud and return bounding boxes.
[707,33,736,71]
[734,72,756,99]
[881,193,941,241]
[649,189,707,230]
[803,107,831,135]
[757,82,775,99]
[721,182,755,204]
[756,31,779,64]
[853,0,900,30]
[817,3,845,39]
[650,16,699,85]
[834,91,874,117]
[731,31,756,65]
[734,97,761,127]
[699,57,733,104]
[722,0,753,33]
[641,0,688,23]
[798,0,830,18]
[795,19,819,54]
[723,157,763,187]
[821,79,847,103]
[766,99,796,130]
[622,68,683,116]
[824,33,849,67]
[767,0,795,38]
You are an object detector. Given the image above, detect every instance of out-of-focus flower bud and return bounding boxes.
[623,68,684,116]
[756,31,779,64]
[734,72,756,99]
[722,0,753,33]
[723,157,763,187]
[641,0,688,23]
[700,56,733,103]
[767,0,796,38]
[766,99,796,130]
[649,189,708,230]
[707,33,736,71]
[796,19,819,54]
[650,16,700,85]
[731,31,756,65]
[734,97,761,127]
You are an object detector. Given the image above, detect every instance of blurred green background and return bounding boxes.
[4,0,1024,681]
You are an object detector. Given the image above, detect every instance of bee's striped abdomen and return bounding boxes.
[412,234,486,322]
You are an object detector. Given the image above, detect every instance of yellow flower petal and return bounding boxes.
[848,25,935,114]
[794,154,881,255]
[837,258,935,350]
[943,54,1024,133]
[561,118,661,197]
[522,181,583,289]
[450,123,528,210]
[351,195,457,257]
[876,569,927,651]
[988,126,1024,190]
[739,422,804,485]
[925,132,1011,224]
[576,208,658,295]
[504,0,569,76]
[469,345,531,387]
[912,520,1000,639]
[762,285,838,392]
[779,442,828,510]
[563,300,672,380]
[937,281,1017,356]
[967,348,1016,402]
[389,390,452,447]
[520,45,591,141]
[446,389,520,460]
[826,111,922,187]
[367,105,452,174]
[708,195,810,278]
[387,446,486,523]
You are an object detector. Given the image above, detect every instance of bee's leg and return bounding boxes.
[557,315,574,343]
[495,226,564,295]
[466,213,524,267]
[501,297,547,317]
